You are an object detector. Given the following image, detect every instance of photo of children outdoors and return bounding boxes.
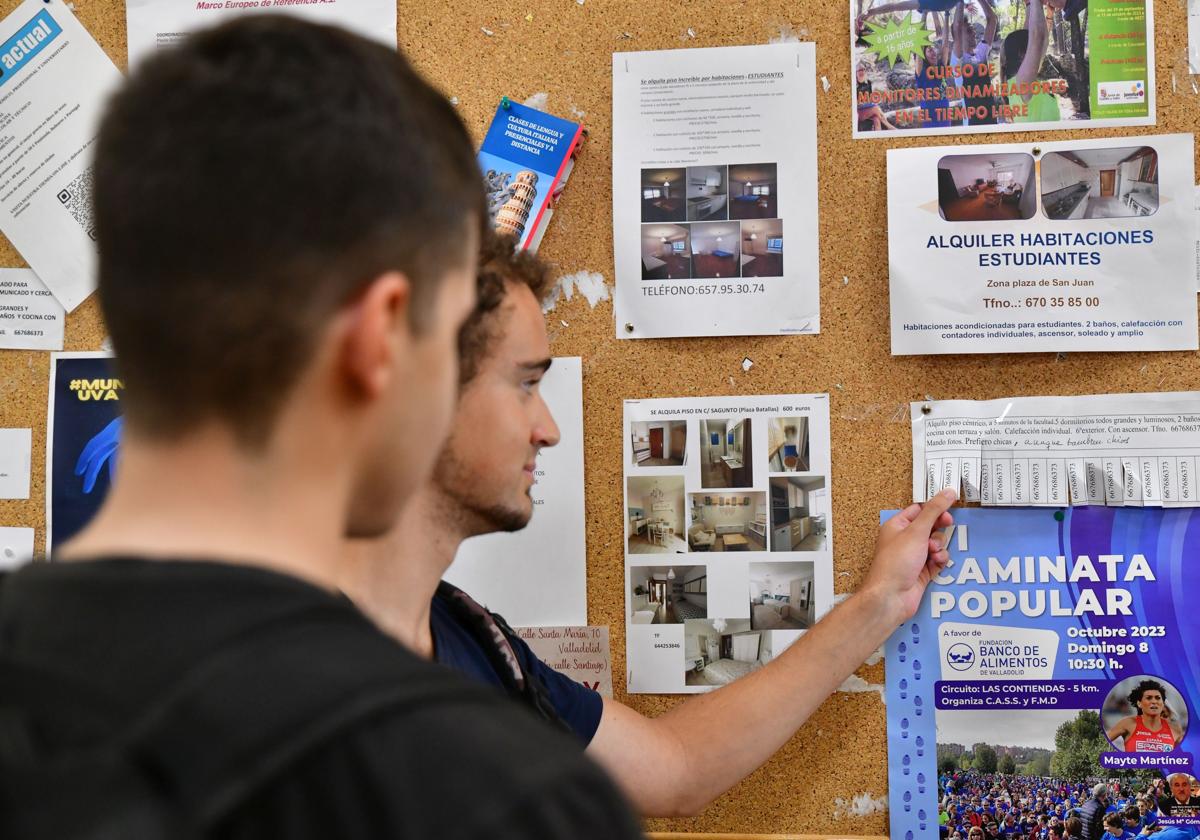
[851,0,1151,136]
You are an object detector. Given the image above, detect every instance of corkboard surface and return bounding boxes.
[0,0,1198,836]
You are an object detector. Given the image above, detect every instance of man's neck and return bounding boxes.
[341,484,468,659]
[60,426,352,592]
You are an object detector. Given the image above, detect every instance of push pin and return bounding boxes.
[1032,146,1041,156]
[920,404,932,415]
[501,96,511,110]
[624,322,634,333]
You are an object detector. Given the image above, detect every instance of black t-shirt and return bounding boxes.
[0,558,643,840]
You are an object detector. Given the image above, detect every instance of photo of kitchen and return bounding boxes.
[628,565,706,624]
[685,165,729,221]
[936,153,1037,222]
[739,219,783,278]
[1040,146,1158,220]
[769,476,828,552]
[689,222,741,279]
[684,619,763,686]
[767,416,810,472]
[626,476,688,554]
[698,418,753,488]
[640,224,692,280]
[687,492,768,552]
[629,420,688,467]
[640,167,686,222]
[748,562,815,630]
[728,163,778,219]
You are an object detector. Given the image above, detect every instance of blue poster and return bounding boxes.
[47,352,121,553]
[885,507,1200,840]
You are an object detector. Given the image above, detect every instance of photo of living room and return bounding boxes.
[640,224,692,280]
[937,153,1037,222]
[629,565,706,624]
[739,219,783,278]
[728,163,778,219]
[684,618,763,686]
[748,562,815,630]
[1040,146,1158,220]
[630,420,688,467]
[627,476,687,554]
[690,221,741,279]
[767,416,810,472]
[698,418,753,488]
[685,165,728,221]
[640,167,686,222]
[769,476,828,552]
[687,492,767,552]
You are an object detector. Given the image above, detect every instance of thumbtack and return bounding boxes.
[624,322,634,333]
[1032,146,1041,156]
[501,96,511,110]
[920,404,932,415]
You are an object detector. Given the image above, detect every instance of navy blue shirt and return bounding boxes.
[429,593,605,744]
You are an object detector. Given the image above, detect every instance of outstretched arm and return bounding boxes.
[979,0,998,46]
[861,0,923,19]
[587,491,957,817]
[952,1,966,60]
[1013,0,1048,98]
[1105,717,1134,744]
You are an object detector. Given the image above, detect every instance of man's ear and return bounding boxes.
[340,271,412,398]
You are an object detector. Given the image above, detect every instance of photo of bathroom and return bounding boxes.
[626,476,688,554]
[687,492,768,552]
[768,476,828,552]
[628,565,706,624]
[685,165,729,221]
[1040,146,1158,220]
[767,416,810,472]
[698,418,753,488]
[629,420,688,467]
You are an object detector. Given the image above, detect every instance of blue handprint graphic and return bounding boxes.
[74,416,122,494]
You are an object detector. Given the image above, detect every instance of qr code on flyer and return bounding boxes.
[56,167,95,241]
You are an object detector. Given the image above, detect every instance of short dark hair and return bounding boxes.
[95,16,483,445]
[457,232,554,384]
[1129,679,1167,706]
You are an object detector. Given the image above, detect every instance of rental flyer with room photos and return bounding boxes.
[885,507,1200,840]
[611,43,820,339]
[851,0,1155,138]
[889,133,1197,355]
[622,394,833,694]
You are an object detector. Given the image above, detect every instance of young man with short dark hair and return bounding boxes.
[0,18,641,840]
[343,236,958,818]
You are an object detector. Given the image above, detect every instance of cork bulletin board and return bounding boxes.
[1,0,1198,836]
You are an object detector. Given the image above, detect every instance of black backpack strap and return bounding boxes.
[435,581,572,734]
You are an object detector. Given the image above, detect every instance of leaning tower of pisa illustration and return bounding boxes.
[494,170,538,239]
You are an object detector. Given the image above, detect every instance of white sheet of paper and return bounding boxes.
[0,268,64,350]
[911,392,1200,507]
[0,526,34,570]
[612,43,820,339]
[889,133,1197,355]
[0,0,123,312]
[622,394,834,694]
[514,626,613,697]
[0,428,32,499]
[443,357,586,627]
[125,0,397,67]
[1191,0,1200,73]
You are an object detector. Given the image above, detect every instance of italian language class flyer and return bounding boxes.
[886,507,1200,840]
[851,0,1155,138]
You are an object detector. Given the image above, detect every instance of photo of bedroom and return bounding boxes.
[640,167,686,222]
[687,492,767,552]
[629,565,706,624]
[769,476,828,552]
[690,222,741,279]
[627,476,687,554]
[698,418,753,488]
[630,420,687,467]
[728,163,777,219]
[767,416,810,472]
[937,153,1037,222]
[739,219,783,278]
[748,562,815,630]
[686,165,728,221]
[1041,146,1158,220]
[640,224,692,280]
[684,619,762,686]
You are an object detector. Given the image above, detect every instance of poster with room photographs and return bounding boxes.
[623,393,835,694]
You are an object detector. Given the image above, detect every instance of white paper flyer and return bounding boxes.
[0,0,123,312]
[515,626,613,697]
[125,0,397,67]
[912,392,1200,507]
[622,394,834,694]
[612,43,820,339]
[889,133,1197,355]
[0,428,31,500]
[0,268,64,350]
[444,357,587,628]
